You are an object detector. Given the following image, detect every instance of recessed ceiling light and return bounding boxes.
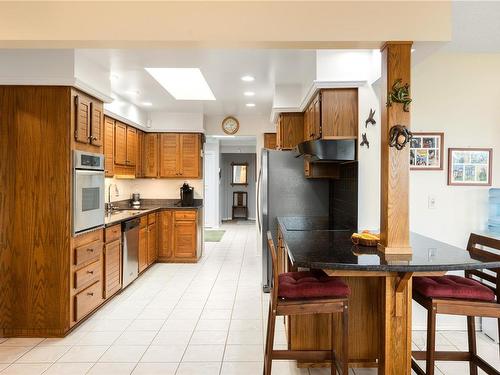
[241,75,255,82]
[142,102,153,106]
[110,73,120,81]
[246,103,256,107]
[126,90,140,96]
[244,91,255,97]
[145,68,216,100]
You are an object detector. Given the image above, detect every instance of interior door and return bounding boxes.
[203,150,219,228]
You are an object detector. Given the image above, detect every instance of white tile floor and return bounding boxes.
[0,223,498,374]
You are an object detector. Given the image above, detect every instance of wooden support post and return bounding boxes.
[379,41,413,255]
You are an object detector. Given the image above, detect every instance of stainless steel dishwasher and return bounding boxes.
[122,218,139,288]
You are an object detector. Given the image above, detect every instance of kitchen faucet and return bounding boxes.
[107,183,120,212]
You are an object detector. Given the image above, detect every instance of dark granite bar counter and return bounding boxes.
[277,216,500,272]
[105,199,203,227]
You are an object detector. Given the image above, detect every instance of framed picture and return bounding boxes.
[410,132,444,170]
[448,148,493,186]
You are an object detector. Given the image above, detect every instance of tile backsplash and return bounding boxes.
[105,177,204,203]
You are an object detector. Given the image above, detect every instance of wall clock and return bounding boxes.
[222,116,240,135]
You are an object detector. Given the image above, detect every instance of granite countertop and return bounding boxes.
[105,199,203,227]
[277,216,500,272]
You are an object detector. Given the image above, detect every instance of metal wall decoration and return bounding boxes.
[389,125,413,150]
[360,133,370,149]
[387,79,412,112]
[365,108,376,127]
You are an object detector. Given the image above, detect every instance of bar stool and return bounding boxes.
[411,233,500,375]
[263,231,350,375]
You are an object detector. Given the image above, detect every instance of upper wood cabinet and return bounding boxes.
[114,121,137,167]
[304,93,321,141]
[143,133,159,178]
[114,122,127,165]
[320,88,358,139]
[72,89,104,152]
[159,133,202,178]
[136,130,144,178]
[103,116,115,177]
[276,113,304,150]
[264,133,277,149]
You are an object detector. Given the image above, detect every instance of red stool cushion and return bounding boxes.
[278,270,350,300]
[413,275,495,302]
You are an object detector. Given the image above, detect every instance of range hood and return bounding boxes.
[296,139,356,162]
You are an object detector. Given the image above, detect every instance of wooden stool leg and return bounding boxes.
[264,304,276,375]
[467,316,478,375]
[341,304,349,375]
[426,306,437,375]
[263,304,271,375]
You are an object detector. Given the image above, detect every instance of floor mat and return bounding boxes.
[204,230,226,242]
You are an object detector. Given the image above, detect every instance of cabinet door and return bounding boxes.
[103,239,121,299]
[276,116,282,149]
[312,94,321,140]
[126,126,137,166]
[179,134,200,178]
[74,94,91,144]
[147,222,158,265]
[264,133,277,149]
[103,117,115,177]
[174,220,197,259]
[114,122,127,165]
[143,133,158,178]
[159,133,179,177]
[321,88,358,139]
[159,210,173,259]
[90,100,104,147]
[304,104,312,141]
[136,130,143,177]
[138,226,148,273]
[280,113,304,149]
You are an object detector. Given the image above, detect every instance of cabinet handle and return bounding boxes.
[86,248,94,252]
[86,270,94,275]
[87,292,94,296]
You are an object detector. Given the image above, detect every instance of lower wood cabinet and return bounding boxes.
[147,217,158,265]
[139,223,148,273]
[174,219,197,259]
[158,209,199,262]
[159,210,173,260]
[103,239,122,299]
[74,281,103,322]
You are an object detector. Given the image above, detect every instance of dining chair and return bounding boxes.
[411,233,500,375]
[263,231,350,375]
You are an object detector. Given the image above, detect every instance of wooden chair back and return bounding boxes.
[233,191,248,207]
[466,233,500,300]
[267,231,280,306]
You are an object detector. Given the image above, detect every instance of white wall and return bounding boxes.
[104,95,149,129]
[105,177,204,204]
[150,112,204,132]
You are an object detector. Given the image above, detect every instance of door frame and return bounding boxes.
[203,146,220,228]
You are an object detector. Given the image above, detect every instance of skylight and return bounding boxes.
[145,68,216,100]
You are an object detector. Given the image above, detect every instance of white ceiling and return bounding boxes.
[79,48,315,116]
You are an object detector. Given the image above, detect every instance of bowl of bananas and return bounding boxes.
[351,231,380,247]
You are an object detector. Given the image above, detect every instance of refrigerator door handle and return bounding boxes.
[256,167,262,232]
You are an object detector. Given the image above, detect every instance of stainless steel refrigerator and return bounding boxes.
[257,150,329,292]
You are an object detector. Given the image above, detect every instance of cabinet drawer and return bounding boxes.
[74,281,102,322]
[74,260,101,290]
[148,213,156,225]
[74,240,103,266]
[140,215,148,228]
[105,224,121,243]
[174,211,196,221]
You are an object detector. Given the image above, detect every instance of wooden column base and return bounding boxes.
[377,243,413,255]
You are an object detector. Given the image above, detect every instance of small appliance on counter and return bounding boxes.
[180,183,194,207]
[131,192,141,208]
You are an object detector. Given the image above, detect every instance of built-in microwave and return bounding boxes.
[73,150,105,235]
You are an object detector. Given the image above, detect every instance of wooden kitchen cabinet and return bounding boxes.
[103,239,121,299]
[114,121,138,167]
[71,89,104,153]
[136,130,144,177]
[173,211,197,260]
[138,218,148,273]
[321,88,358,139]
[147,220,158,265]
[143,133,159,177]
[304,93,321,141]
[264,133,277,149]
[276,113,304,150]
[103,116,115,177]
[126,126,137,166]
[158,210,173,260]
[159,133,202,178]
